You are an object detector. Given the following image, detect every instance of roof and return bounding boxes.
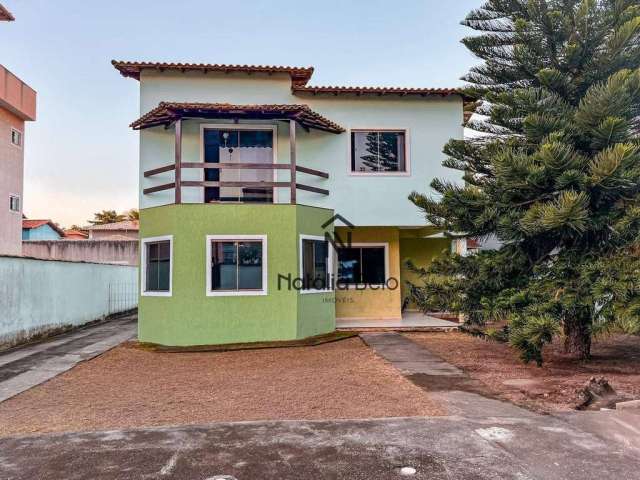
[0,3,14,21]
[293,85,468,99]
[63,229,89,239]
[130,102,345,134]
[86,220,139,231]
[111,60,468,101]
[22,219,64,236]
[111,61,314,85]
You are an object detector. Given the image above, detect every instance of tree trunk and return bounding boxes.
[563,315,591,359]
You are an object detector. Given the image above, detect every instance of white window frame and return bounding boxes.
[348,128,411,177]
[10,128,22,148]
[199,123,279,204]
[141,235,173,297]
[336,242,390,289]
[206,234,268,297]
[8,194,20,213]
[299,234,334,294]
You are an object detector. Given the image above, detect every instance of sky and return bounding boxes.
[0,0,481,228]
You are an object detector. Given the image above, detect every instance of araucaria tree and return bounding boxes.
[409,0,640,363]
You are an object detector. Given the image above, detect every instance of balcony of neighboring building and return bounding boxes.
[0,65,36,121]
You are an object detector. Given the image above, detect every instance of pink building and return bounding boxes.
[0,64,36,255]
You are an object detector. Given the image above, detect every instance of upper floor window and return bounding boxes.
[9,195,20,213]
[11,128,22,147]
[351,130,406,174]
[142,236,173,296]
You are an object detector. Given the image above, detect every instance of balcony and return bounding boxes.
[135,102,343,205]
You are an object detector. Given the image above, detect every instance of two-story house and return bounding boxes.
[113,60,466,347]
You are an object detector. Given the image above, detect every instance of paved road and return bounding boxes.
[0,415,638,480]
[0,328,638,479]
[0,315,136,403]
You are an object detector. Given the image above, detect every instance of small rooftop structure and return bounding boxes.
[86,220,139,240]
[22,219,65,239]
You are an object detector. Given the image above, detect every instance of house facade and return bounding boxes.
[114,61,465,346]
[0,64,36,256]
[22,219,63,240]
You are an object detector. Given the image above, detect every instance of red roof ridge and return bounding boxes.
[111,60,314,84]
[293,84,467,98]
[22,219,65,236]
[0,3,14,21]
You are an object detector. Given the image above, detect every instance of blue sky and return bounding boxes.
[0,0,480,227]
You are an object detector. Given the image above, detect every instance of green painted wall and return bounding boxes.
[399,237,451,310]
[295,206,335,338]
[139,203,335,346]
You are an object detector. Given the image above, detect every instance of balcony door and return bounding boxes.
[202,126,275,203]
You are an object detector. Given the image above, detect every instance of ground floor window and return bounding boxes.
[337,244,387,285]
[207,235,267,296]
[300,235,332,292]
[141,236,173,296]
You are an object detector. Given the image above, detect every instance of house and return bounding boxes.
[63,229,89,240]
[86,220,139,240]
[22,219,64,241]
[0,15,37,255]
[113,60,467,347]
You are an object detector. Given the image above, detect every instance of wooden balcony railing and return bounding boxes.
[143,162,329,203]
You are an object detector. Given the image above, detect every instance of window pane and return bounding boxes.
[212,242,238,290]
[362,247,385,284]
[238,242,262,290]
[337,247,361,284]
[351,131,405,172]
[302,239,329,289]
[146,241,171,292]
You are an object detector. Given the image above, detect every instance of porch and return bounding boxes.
[336,312,460,332]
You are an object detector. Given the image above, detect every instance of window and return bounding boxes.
[11,129,22,147]
[207,235,267,296]
[141,236,173,296]
[337,245,387,285]
[9,195,20,213]
[300,235,332,292]
[351,130,406,173]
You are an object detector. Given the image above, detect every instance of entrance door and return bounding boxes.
[203,127,275,203]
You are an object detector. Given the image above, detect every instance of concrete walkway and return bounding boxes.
[337,312,459,331]
[0,315,136,403]
[361,332,539,417]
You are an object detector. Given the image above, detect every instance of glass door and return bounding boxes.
[203,128,274,203]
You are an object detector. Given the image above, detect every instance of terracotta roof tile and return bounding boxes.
[130,102,345,134]
[111,60,314,85]
[293,84,469,99]
[0,3,14,21]
[86,220,139,231]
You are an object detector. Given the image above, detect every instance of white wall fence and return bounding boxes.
[22,240,139,266]
[0,256,138,350]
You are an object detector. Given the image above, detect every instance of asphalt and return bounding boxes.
[0,328,638,479]
[0,315,136,403]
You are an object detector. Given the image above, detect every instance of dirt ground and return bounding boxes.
[407,332,640,413]
[0,338,442,437]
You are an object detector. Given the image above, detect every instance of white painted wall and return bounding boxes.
[138,70,464,227]
[0,256,138,348]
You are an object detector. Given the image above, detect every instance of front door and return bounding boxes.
[203,127,275,203]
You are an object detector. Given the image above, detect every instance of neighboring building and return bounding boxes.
[63,229,89,240]
[114,60,467,346]
[22,219,64,240]
[86,220,139,240]
[0,64,37,255]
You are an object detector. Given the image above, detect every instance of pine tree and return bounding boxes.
[409,0,640,362]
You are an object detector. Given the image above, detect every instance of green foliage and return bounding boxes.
[88,210,126,225]
[409,0,640,362]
